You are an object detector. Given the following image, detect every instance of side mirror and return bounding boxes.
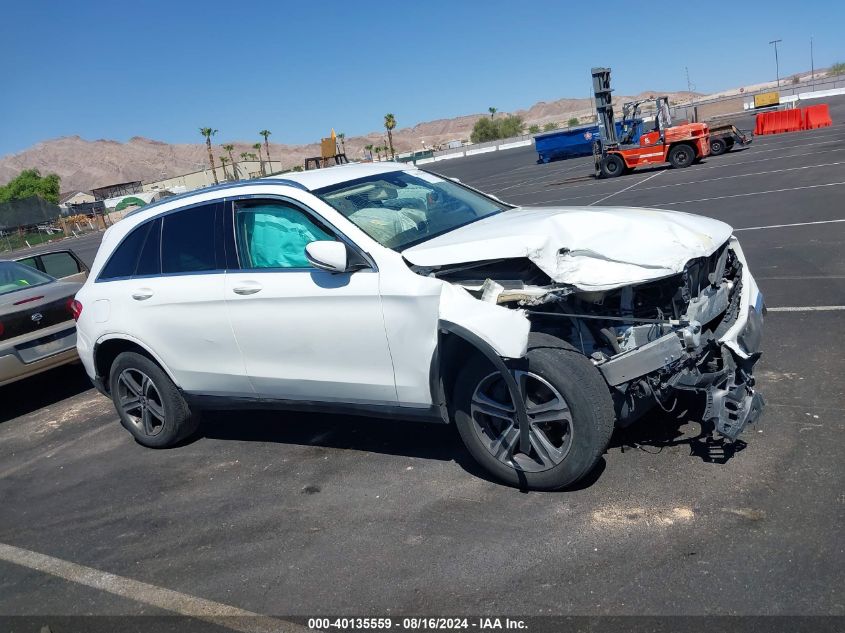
[305,241,348,273]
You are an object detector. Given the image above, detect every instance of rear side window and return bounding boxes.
[162,204,219,274]
[40,252,83,278]
[99,221,156,280]
[135,218,162,276]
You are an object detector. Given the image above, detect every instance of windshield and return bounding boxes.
[0,261,54,296]
[314,169,505,250]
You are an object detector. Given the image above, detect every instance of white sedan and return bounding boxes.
[74,162,764,490]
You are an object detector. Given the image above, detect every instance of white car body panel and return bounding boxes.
[223,268,397,404]
[374,249,530,407]
[718,237,763,359]
[402,206,734,291]
[89,275,251,395]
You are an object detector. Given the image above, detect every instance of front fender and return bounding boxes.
[438,282,530,359]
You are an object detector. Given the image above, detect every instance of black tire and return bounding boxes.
[452,333,615,491]
[599,154,625,178]
[709,138,727,156]
[109,351,199,448]
[668,143,696,168]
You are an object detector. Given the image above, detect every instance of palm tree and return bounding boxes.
[259,130,272,173]
[199,127,219,184]
[489,106,497,119]
[252,142,265,176]
[383,114,396,159]
[219,155,231,181]
[338,132,346,154]
[374,146,382,161]
[364,144,374,161]
[222,143,238,180]
[240,152,252,178]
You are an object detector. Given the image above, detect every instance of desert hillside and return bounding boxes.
[0,91,697,193]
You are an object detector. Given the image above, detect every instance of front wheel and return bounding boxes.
[599,154,625,178]
[668,144,696,168]
[109,351,199,448]
[452,335,615,490]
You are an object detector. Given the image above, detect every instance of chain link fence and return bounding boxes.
[0,196,111,255]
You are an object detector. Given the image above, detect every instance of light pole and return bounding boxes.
[769,39,783,88]
[810,36,815,88]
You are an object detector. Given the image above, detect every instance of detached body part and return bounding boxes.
[74,163,764,490]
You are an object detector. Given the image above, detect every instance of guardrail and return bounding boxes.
[415,134,535,165]
[690,74,845,108]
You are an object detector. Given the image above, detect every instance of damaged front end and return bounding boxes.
[418,236,766,441]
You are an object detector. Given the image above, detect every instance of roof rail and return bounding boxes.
[124,178,309,218]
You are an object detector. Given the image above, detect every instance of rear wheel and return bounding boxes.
[109,351,199,448]
[709,138,727,156]
[668,143,696,168]
[599,154,625,178]
[452,335,615,490]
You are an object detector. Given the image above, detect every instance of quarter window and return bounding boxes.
[99,221,155,280]
[234,202,335,269]
[161,204,219,274]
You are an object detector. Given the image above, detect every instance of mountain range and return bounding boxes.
[0,91,697,193]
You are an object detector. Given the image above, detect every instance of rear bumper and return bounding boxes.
[0,325,79,386]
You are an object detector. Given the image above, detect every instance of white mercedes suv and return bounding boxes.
[75,162,765,490]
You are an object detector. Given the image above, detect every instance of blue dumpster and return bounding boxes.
[535,125,600,163]
[535,121,644,164]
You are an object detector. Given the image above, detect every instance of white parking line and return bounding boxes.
[614,161,844,194]
[756,275,845,280]
[0,542,303,633]
[505,147,845,204]
[660,181,845,206]
[588,171,665,206]
[735,218,845,231]
[767,306,845,312]
[490,160,592,192]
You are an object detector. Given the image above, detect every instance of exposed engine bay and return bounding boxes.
[412,239,765,440]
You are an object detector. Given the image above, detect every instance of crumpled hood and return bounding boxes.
[402,206,734,290]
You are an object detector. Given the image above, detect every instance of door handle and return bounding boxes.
[233,284,262,295]
[132,289,153,301]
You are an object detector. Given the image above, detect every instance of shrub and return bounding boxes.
[528,124,541,134]
[830,62,845,76]
[470,115,525,143]
[567,117,580,127]
[543,122,559,132]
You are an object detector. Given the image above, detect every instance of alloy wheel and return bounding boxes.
[117,368,166,437]
[470,370,574,472]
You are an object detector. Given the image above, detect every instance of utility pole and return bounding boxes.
[684,66,696,121]
[810,36,815,88]
[769,39,783,88]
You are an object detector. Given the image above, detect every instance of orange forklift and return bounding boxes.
[591,67,710,178]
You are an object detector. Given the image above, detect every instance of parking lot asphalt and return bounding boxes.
[2,100,844,623]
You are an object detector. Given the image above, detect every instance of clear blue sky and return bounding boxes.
[1,0,842,156]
